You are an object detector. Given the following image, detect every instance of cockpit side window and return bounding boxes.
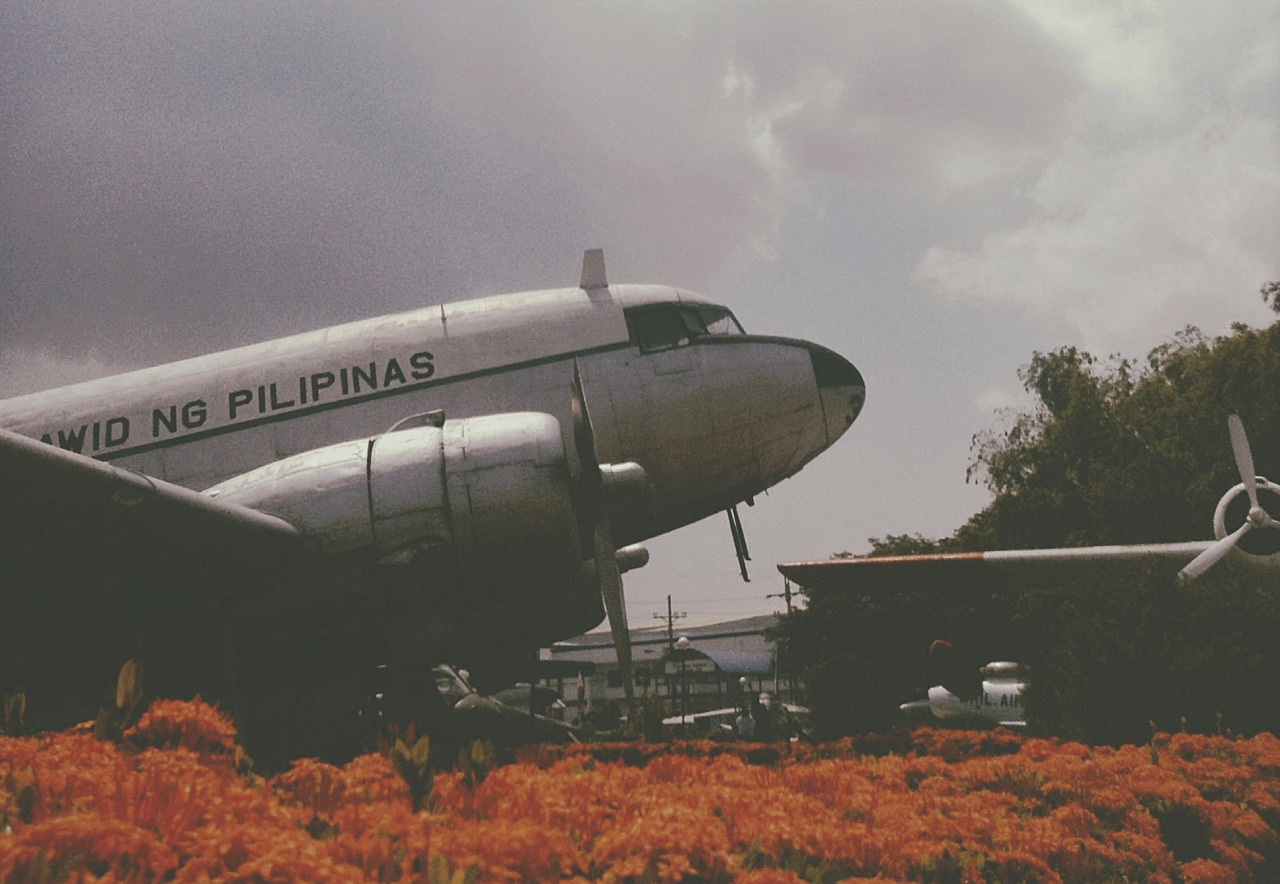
[626,305,692,352]
[625,304,745,353]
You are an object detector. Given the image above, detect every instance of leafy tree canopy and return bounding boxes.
[838,533,954,558]
[956,322,1280,551]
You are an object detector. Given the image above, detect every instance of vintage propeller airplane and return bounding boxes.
[0,250,864,760]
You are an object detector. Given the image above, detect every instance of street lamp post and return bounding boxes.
[676,635,690,736]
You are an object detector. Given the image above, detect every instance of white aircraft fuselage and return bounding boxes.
[0,283,862,548]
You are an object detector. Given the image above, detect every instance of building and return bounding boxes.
[542,614,792,720]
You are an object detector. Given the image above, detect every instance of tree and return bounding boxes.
[1262,280,1280,313]
[776,319,1280,743]
[959,324,1280,550]
[862,534,955,557]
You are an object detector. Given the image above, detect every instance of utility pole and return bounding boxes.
[653,595,687,650]
[654,597,688,721]
[766,578,794,614]
[766,578,796,703]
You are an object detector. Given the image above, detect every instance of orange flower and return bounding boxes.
[128,697,238,758]
[7,701,1280,882]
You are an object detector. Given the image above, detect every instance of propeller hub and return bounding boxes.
[1181,416,1280,583]
[1215,481,1280,556]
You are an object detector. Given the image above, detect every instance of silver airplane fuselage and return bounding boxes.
[0,283,864,548]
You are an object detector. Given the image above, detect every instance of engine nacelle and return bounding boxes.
[205,412,579,563]
[1213,478,1280,562]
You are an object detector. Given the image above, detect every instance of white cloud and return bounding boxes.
[1008,0,1171,101]
[916,2,1280,355]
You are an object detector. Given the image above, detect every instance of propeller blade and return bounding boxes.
[1228,415,1260,510]
[596,512,635,710]
[571,362,601,482]
[571,359,635,711]
[1179,521,1251,583]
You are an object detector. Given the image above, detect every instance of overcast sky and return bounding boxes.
[3,2,1278,629]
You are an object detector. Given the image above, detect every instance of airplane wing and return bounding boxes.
[0,426,300,544]
[780,416,1280,596]
[778,542,1216,595]
[662,705,741,727]
[0,426,301,594]
[0,427,309,720]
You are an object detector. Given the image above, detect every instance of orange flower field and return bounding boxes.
[4,699,1280,882]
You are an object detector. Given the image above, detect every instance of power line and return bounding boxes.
[656,592,774,603]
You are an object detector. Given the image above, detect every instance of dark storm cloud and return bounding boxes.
[1,3,604,366]
[0,1,1081,377]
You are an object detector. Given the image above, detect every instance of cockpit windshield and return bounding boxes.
[697,305,744,336]
[625,304,745,353]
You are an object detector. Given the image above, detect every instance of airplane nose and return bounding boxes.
[809,345,865,444]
